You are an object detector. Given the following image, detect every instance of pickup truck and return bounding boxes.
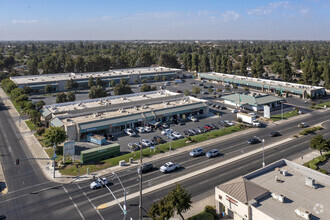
[159,162,180,173]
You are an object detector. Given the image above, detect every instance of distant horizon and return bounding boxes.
[1,0,329,41]
[1,39,329,42]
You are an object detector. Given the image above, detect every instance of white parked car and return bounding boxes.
[159,162,180,173]
[172,132,183,139]
[161,128,173,135]
[231,109,238,113]
[144,126,152,132]
[224,120,234,126]
[90,177,109,189]
[141,139,153,147]
[124,128,136,137]
[136,127,146,133]
[187,115,198,122]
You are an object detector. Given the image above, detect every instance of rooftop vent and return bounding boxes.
[295,208,311,220]
[271,193,285,203]
[305,177,317,189]
[119,108,124,113]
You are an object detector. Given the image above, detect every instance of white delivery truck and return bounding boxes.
[237,112,261,127]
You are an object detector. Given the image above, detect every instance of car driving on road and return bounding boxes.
[90,177,109,189]
[270,131,281,137]
[189,148,204,157]
[206,149,220,158]
[159,162,180,173]
[298,122,308,128]
[247,137,261,144]
[138,163,153,173]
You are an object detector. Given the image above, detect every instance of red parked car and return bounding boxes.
[203,124,213,130]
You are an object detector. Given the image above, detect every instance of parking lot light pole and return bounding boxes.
[262,139,265,167]
[112,172,127,220]
[281,101,283,121]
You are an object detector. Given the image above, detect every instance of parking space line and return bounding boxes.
[76,183,105,220]
[62,185,86,220]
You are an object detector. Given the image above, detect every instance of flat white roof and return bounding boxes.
[66,96,204,125]
[11,66,182,85]
[201,72,324,91]
[46,90,183,115]
[246,159,330,220]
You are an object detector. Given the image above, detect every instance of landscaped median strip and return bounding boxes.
[96,137,292,210]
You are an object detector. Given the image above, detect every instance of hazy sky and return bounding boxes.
[0,0,329,40]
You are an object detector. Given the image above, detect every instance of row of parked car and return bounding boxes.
[128,135,167,151]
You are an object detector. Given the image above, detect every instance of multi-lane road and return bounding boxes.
[0,93,329,219]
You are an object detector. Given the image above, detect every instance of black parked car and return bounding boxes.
[247,137,261,144]
[153,136,166,144]
[138,163,153,173]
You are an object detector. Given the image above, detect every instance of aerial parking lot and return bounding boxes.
[74,110,238,155]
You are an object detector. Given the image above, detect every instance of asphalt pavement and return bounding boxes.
[1,86,329,220]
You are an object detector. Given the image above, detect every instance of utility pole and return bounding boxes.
[139,138,143,220]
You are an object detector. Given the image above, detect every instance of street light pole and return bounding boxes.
[169,124,172,156]
[139,138,143,220]
[112,172,127,220]
[281,101,283,121]
[262,139,265,167]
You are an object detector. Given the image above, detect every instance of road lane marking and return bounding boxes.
[76,183,104,220]
[62,185,86,220]
[96,137,292,209]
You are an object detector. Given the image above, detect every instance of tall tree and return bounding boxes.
[74,56,85,72]
[159,53,180,68]
[168,184,192,220]
[227,58,233,74]
[221,56,228,73]
[310,134,329,156]
[240,55,248,76]
[27,60,38,75]
[42,127,67,147]
[322,61,330,89]
[191,52,199,72]
[88,76,95,88]
[215,55,221,72]
[200,54,210,72]
[281,59,292,82]
[183,53,192,71]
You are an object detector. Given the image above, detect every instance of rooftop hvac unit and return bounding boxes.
[271,193,285,203]
[305,177,317,189]
[119,109,124,113]
[295,208,311,220]
[93,113,98,117]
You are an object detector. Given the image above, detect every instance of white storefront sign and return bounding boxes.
[63,140,75,162]
[263,105,270,119]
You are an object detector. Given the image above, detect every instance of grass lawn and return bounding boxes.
[311,101,330,109]
[56,124,245,176]
[25,120,36,130]
[270,110,299,121]
[188,211,214,220]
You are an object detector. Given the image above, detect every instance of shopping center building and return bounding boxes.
[11,66,183,92]
[215,159,330,220]
[199,72,326,99]
[41,90,208,141]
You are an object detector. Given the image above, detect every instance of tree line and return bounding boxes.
[0,40,329,88]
